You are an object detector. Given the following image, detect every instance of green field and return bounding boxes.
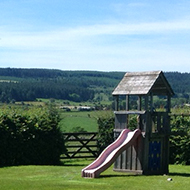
[0,160,189,190]
[59,110,113,132]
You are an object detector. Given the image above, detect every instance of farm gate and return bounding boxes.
[61,132,98,159]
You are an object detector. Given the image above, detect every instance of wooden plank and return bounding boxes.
[126,146,132,170]
[65,139,97,142]
[61,155,96,159]
[115,95,119,111]
[126,95,129,111]
[138,96,142,111]
[66,150,98,154]
[121,150,126,169]
[114,154,121,170]
[66,145,97,148]
[115,114,127,129]
[157,113,161,132]
[136,136,143,171]
[132,143,137,170]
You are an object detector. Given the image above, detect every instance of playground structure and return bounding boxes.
[81,129,141,178]
[82,71,174,178]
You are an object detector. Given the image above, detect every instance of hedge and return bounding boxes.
[170,115,190,165]
[0,105,66,166]
[97,115,114,154]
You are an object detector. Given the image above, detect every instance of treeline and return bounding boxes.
[0,68,123,103]
[165,72,190,97]
[0,68,190,104]
[0,80,94,103]
[0,68,124,80]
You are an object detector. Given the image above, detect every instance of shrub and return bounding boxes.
[0,105,66,166]
[169,115,190,165]
[97,115,114,154]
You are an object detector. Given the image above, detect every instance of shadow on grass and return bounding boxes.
[100,172,190,178]
[63,163,88,167]
[61,159,91,167]
[99,174,142,178]
[169,172,190,177]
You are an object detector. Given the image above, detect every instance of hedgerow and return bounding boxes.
[0,105,66,166]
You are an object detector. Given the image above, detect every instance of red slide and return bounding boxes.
[81,129,141,178]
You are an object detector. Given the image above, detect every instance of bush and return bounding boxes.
[0,105,66,166]
[97,115,114,154]
[169,116,190,165]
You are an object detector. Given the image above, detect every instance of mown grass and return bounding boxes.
[0,159,189,190]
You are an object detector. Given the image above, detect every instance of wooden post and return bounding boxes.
[142,111,151,174]
[166,95,171,113]
[126,95,129,111]
[138,96,142,111]
[114,96,119,111]
[150,93,153,112]
[144,96,148,110]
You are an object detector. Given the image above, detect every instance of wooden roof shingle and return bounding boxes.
[112,71,174,96]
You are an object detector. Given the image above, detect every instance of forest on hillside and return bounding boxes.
[0,68,189,106]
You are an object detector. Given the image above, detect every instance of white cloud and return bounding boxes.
[1,18,190,50]
[1,17,190,72]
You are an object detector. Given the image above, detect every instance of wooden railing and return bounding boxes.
[61,132,98,159]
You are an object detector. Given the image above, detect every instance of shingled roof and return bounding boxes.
[112,71,174,96]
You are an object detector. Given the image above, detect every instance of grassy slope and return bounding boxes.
[0,160,189,190]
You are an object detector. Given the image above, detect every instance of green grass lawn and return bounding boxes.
[0,160,190,190]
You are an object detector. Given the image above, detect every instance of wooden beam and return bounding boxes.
[150,93,153,112]
[114,95,119,111]
[144,96,148,110]
[166,95,171,113]
[126,95,129,111]
[138,96,142,111]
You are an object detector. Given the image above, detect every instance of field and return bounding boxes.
[0,159,189,190]
[59,110,113,132]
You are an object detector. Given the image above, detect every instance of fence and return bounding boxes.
[61,132,98,159]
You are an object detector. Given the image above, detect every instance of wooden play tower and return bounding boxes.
[112,71,174,175]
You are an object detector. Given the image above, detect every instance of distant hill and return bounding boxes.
[0,68,189,105]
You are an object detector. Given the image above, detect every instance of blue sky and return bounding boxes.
[1,0,190,72]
